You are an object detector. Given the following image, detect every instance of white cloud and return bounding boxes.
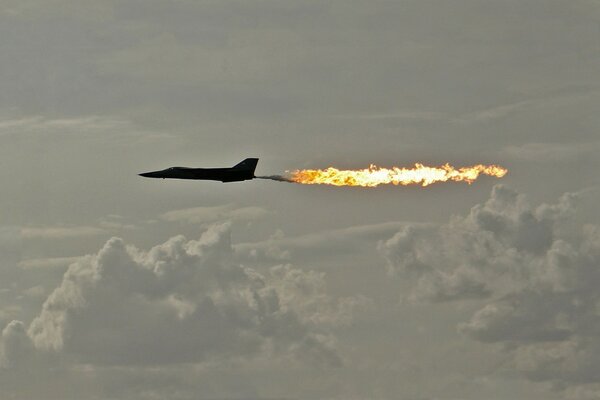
[1,221,375,398]
[0,321,33,369]
[379,185,579,302]
[18,222,363,368]
[381,184,600,392]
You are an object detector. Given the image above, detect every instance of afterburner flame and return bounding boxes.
[290,163,507,187]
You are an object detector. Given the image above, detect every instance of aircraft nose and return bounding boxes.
[139,171,157,178]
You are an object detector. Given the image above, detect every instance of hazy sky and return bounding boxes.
[1,1,600,399]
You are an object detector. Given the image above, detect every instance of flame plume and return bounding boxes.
[289,163,507,187]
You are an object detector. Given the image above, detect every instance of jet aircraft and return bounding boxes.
[139,158,258,183]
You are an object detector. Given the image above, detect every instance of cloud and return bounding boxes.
[379,185,578,303]
[500,141,600,162]
[18,256,82,270]
[454,99,533,124]
[21,222,362,368]
[381,184,600,392]
[331,111,447,121]
[21,226,106,240]
[19,217,138,242]
[21,286,46,299]
[160,205,269,225]
[97,215,137,231]
[0,307,21,327]
[456,221,600,388]
[0,321,33,369]
[454,87,600,125]
[0,318,81,400]
[237,221,413,263]
[0,227,21,275]
[0,116,129,138]
[0,115,173,150]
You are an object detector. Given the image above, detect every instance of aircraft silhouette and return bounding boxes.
[139,158,258,183]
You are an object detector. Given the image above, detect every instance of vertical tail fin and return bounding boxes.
[232,158,259,173]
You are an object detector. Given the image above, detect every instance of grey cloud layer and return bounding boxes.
[1,0,599,398]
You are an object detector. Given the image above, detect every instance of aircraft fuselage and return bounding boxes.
[139,158,259,183]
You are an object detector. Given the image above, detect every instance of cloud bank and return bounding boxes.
[380,184,600,394]
[1,221,373,398]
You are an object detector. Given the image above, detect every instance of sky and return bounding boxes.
[1,1,600,399]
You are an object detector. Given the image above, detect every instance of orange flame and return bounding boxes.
[290,163,507,187]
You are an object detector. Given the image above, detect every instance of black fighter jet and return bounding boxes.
[139,158,258,183]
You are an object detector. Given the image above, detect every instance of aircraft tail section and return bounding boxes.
[232,158,259,174]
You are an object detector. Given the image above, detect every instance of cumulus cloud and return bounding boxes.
[379,185,577,302]
[0,319,86,400]
[381,184,600,392]
[0,321,34,369]
[15,222,362,368]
